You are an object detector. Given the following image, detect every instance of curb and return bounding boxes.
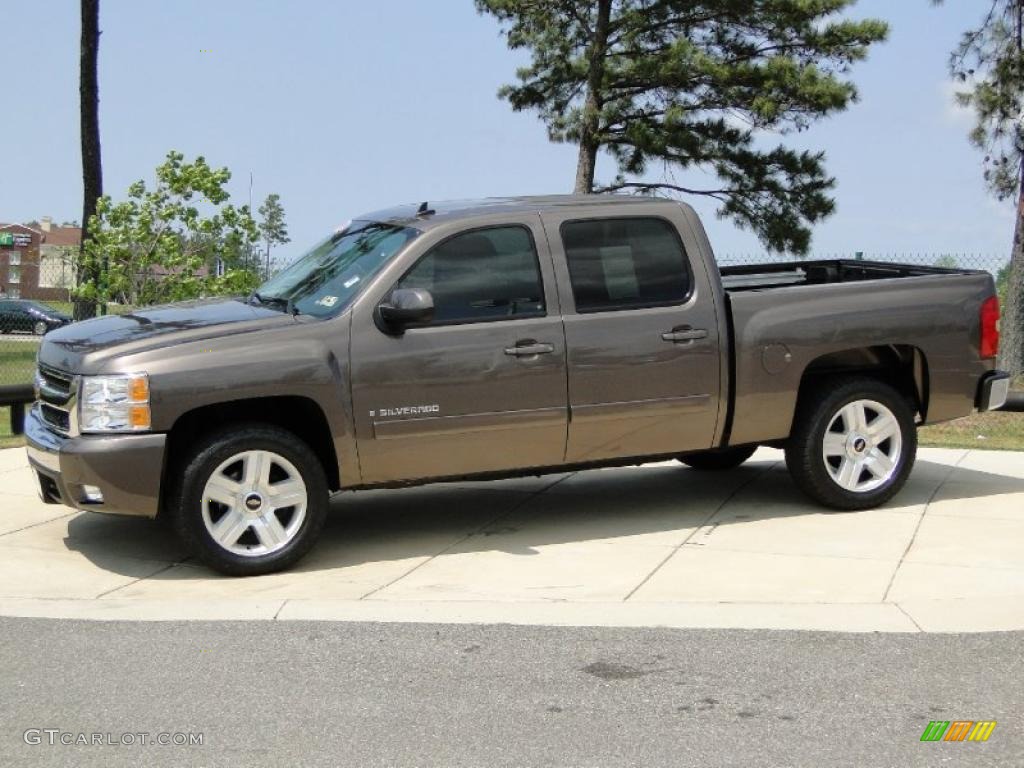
[1,597,1022,633]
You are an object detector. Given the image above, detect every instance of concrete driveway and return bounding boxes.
[1,446,1022,632]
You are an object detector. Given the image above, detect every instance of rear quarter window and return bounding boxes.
[560,217,691,313]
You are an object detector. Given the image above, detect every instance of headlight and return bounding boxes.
[79,373,151,433]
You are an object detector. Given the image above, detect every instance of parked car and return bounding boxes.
[0,299,72,336]
[24,196,1010,576]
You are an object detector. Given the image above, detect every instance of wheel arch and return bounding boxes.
[794,344,929,429]
[161,396,341,513]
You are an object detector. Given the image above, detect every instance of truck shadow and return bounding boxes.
[64,457,1024,581]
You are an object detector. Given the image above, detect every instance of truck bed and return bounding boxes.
[719,259,977,292]
[717,260,995,447]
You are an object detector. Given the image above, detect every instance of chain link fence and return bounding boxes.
[1,248,1021,448]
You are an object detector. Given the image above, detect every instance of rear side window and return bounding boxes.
[560,217,691,313]
[396,226,545,324]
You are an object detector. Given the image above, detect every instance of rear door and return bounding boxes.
[349,218,569,484]
[540,205,723,463]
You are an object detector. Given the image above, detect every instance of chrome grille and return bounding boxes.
[35,364,78,436]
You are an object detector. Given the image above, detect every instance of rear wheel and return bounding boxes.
[678,445,757,471]
[171,424,329,576]
[785,377,916,510]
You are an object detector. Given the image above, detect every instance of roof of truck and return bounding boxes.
[359,195,685,231]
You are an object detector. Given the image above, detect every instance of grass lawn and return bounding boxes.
[1,344,37,449]
[48,301,133,316]
[45,301,74,316]
[0,342,39,387]
[919,411,1024,451]
[0,407,25,449]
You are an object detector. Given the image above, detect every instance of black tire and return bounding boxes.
[33,320,48,336]
[678,445,757,471]
[785,377,917,511]
[170,423,330,576]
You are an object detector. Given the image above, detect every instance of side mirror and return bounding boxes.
[379,288,435,331]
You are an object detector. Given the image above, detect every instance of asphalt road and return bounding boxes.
[1,619,1021,768]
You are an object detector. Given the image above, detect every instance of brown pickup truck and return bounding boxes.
[25,196,1010,575]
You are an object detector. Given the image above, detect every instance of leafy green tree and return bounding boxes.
[935,0,1024,375]
[933,254,960,269]
[997,262,1011,303]
[78,151,261,307]
[258,193,290,279]
[476,0,887,254]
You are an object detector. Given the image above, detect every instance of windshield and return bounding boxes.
[253,220,419,318]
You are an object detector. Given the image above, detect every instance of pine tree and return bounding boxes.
[477,0,887,254]
[258,193,290,279]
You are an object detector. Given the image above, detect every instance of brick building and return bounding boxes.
[0,217,79,301]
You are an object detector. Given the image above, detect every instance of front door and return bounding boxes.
[349,220,568,484]
[541,207,723,463]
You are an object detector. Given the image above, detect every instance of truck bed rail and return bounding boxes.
[720,259,978,292]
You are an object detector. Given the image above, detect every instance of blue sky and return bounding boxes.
[0,0,1013,263]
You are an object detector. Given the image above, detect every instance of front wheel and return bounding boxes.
[33,321,48,336]
[171,424,329,576]
[785,377,917,510]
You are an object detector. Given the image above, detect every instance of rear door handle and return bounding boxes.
[504,340,555,357]
[661,327,708,343]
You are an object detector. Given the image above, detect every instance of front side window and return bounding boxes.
[254,220,420,319]
[561,217,691,313]
[395,226,545,324]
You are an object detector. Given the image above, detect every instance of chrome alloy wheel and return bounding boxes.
[201,450,308,557]
[821,399,903,493]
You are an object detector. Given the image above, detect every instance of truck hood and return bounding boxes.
[38,298,298,373]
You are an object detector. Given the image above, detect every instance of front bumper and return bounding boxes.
[976,370,1011,412]
[24,404,166,518]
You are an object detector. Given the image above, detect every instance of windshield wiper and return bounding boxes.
[248,291,300,316]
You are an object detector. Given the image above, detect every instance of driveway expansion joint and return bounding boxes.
[622,461,780,602]
[881,449,969,603]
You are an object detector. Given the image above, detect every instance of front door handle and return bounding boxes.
[504,340,555,357]
[661,327,708,343]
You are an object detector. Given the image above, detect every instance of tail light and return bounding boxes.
[979,295,1000,360]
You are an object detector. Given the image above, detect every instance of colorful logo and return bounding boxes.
[920,720,996,742]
